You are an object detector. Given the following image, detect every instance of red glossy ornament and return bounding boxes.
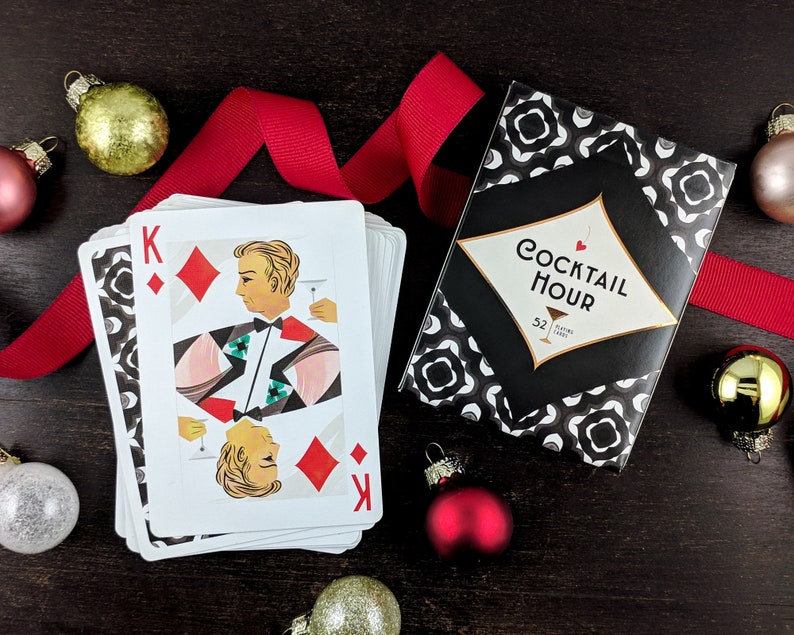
[0,137,57,233]
[423,443,512,560]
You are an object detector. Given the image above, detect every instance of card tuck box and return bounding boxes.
[400,82,736,471]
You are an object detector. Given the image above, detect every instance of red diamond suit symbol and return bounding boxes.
[350,443,367,465]
[176,246,221,302]
[147,273,164,295]
[296,437,340,492]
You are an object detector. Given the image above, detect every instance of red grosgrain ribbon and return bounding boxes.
[0,53,792,379]
[0,53,482,379]
[690,252,794,340]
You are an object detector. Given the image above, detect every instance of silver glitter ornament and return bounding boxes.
[0,449,79,554]
[287,575,401,635]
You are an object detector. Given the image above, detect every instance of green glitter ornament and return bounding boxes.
[64,70,169,175]
[286,575,401,635]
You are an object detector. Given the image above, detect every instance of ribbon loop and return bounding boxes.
[0,54,792,380]
[0,54,483,379]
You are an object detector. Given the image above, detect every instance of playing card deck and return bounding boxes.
[79,195,406,560]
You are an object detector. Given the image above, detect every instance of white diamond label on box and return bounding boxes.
[457,195,677,367]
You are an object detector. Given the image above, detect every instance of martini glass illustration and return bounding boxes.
[540,306,568,344]
[299,278,327,320]
[188,420,216,460]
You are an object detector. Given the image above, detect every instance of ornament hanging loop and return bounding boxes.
[63,70,82,90]
[424,443,465,488]
[64,70,104,111]
[0,447,20,466]
[770,102,794,119]
[766,103,794,140]
[38,136,58,154]
[425,442,446,464]
[747,451,762,464]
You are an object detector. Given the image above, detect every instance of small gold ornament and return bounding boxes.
[285,575,401,635]
[64,70,169,175]
[750,103,794,223]
[711,346,791,461]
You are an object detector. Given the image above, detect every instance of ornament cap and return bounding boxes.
[424,443,465,489]
[766,103,794,140]
[9,137,58,177]
[0,447,21,475]
[732,429,773,463]
[285,612,311,635]
[64,70,104,111]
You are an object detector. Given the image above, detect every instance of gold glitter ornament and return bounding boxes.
[64,70,169,175]
[286,575,401,635]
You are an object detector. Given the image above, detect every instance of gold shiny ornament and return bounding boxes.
[750,103,794,223]
[64,70,169,175]
[711,346,791,461]
[286,575,401,635]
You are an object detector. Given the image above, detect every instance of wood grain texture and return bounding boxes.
[2,1,794,633]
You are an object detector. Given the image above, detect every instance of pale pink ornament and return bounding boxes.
[750,104,794,223]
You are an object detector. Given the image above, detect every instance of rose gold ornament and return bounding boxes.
[0,137,57,233]
[750,103,794,223]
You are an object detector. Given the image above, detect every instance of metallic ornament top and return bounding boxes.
[10,137,57,177]
[750,103,794,223]
[423,442,465,488]
[711,346,791,460]
[287,575,401,635]
[0,448,80,554]
[64,70,169,175]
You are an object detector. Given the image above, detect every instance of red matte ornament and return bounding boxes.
[0,137,57,233]
[424,443,512,560]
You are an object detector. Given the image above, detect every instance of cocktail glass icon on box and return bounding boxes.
[540,306,568,344]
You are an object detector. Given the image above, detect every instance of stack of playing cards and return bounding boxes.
[79,195,406,560]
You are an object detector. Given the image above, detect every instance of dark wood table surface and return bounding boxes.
[3,2,794,633]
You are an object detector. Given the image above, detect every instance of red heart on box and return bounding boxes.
[575,240,587,251]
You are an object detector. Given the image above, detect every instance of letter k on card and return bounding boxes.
[140,225,166,296]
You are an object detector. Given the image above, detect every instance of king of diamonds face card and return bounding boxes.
[78,230,364,559]
[128,201,382,536]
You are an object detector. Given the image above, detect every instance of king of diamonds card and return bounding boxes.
[129,201,382,535]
